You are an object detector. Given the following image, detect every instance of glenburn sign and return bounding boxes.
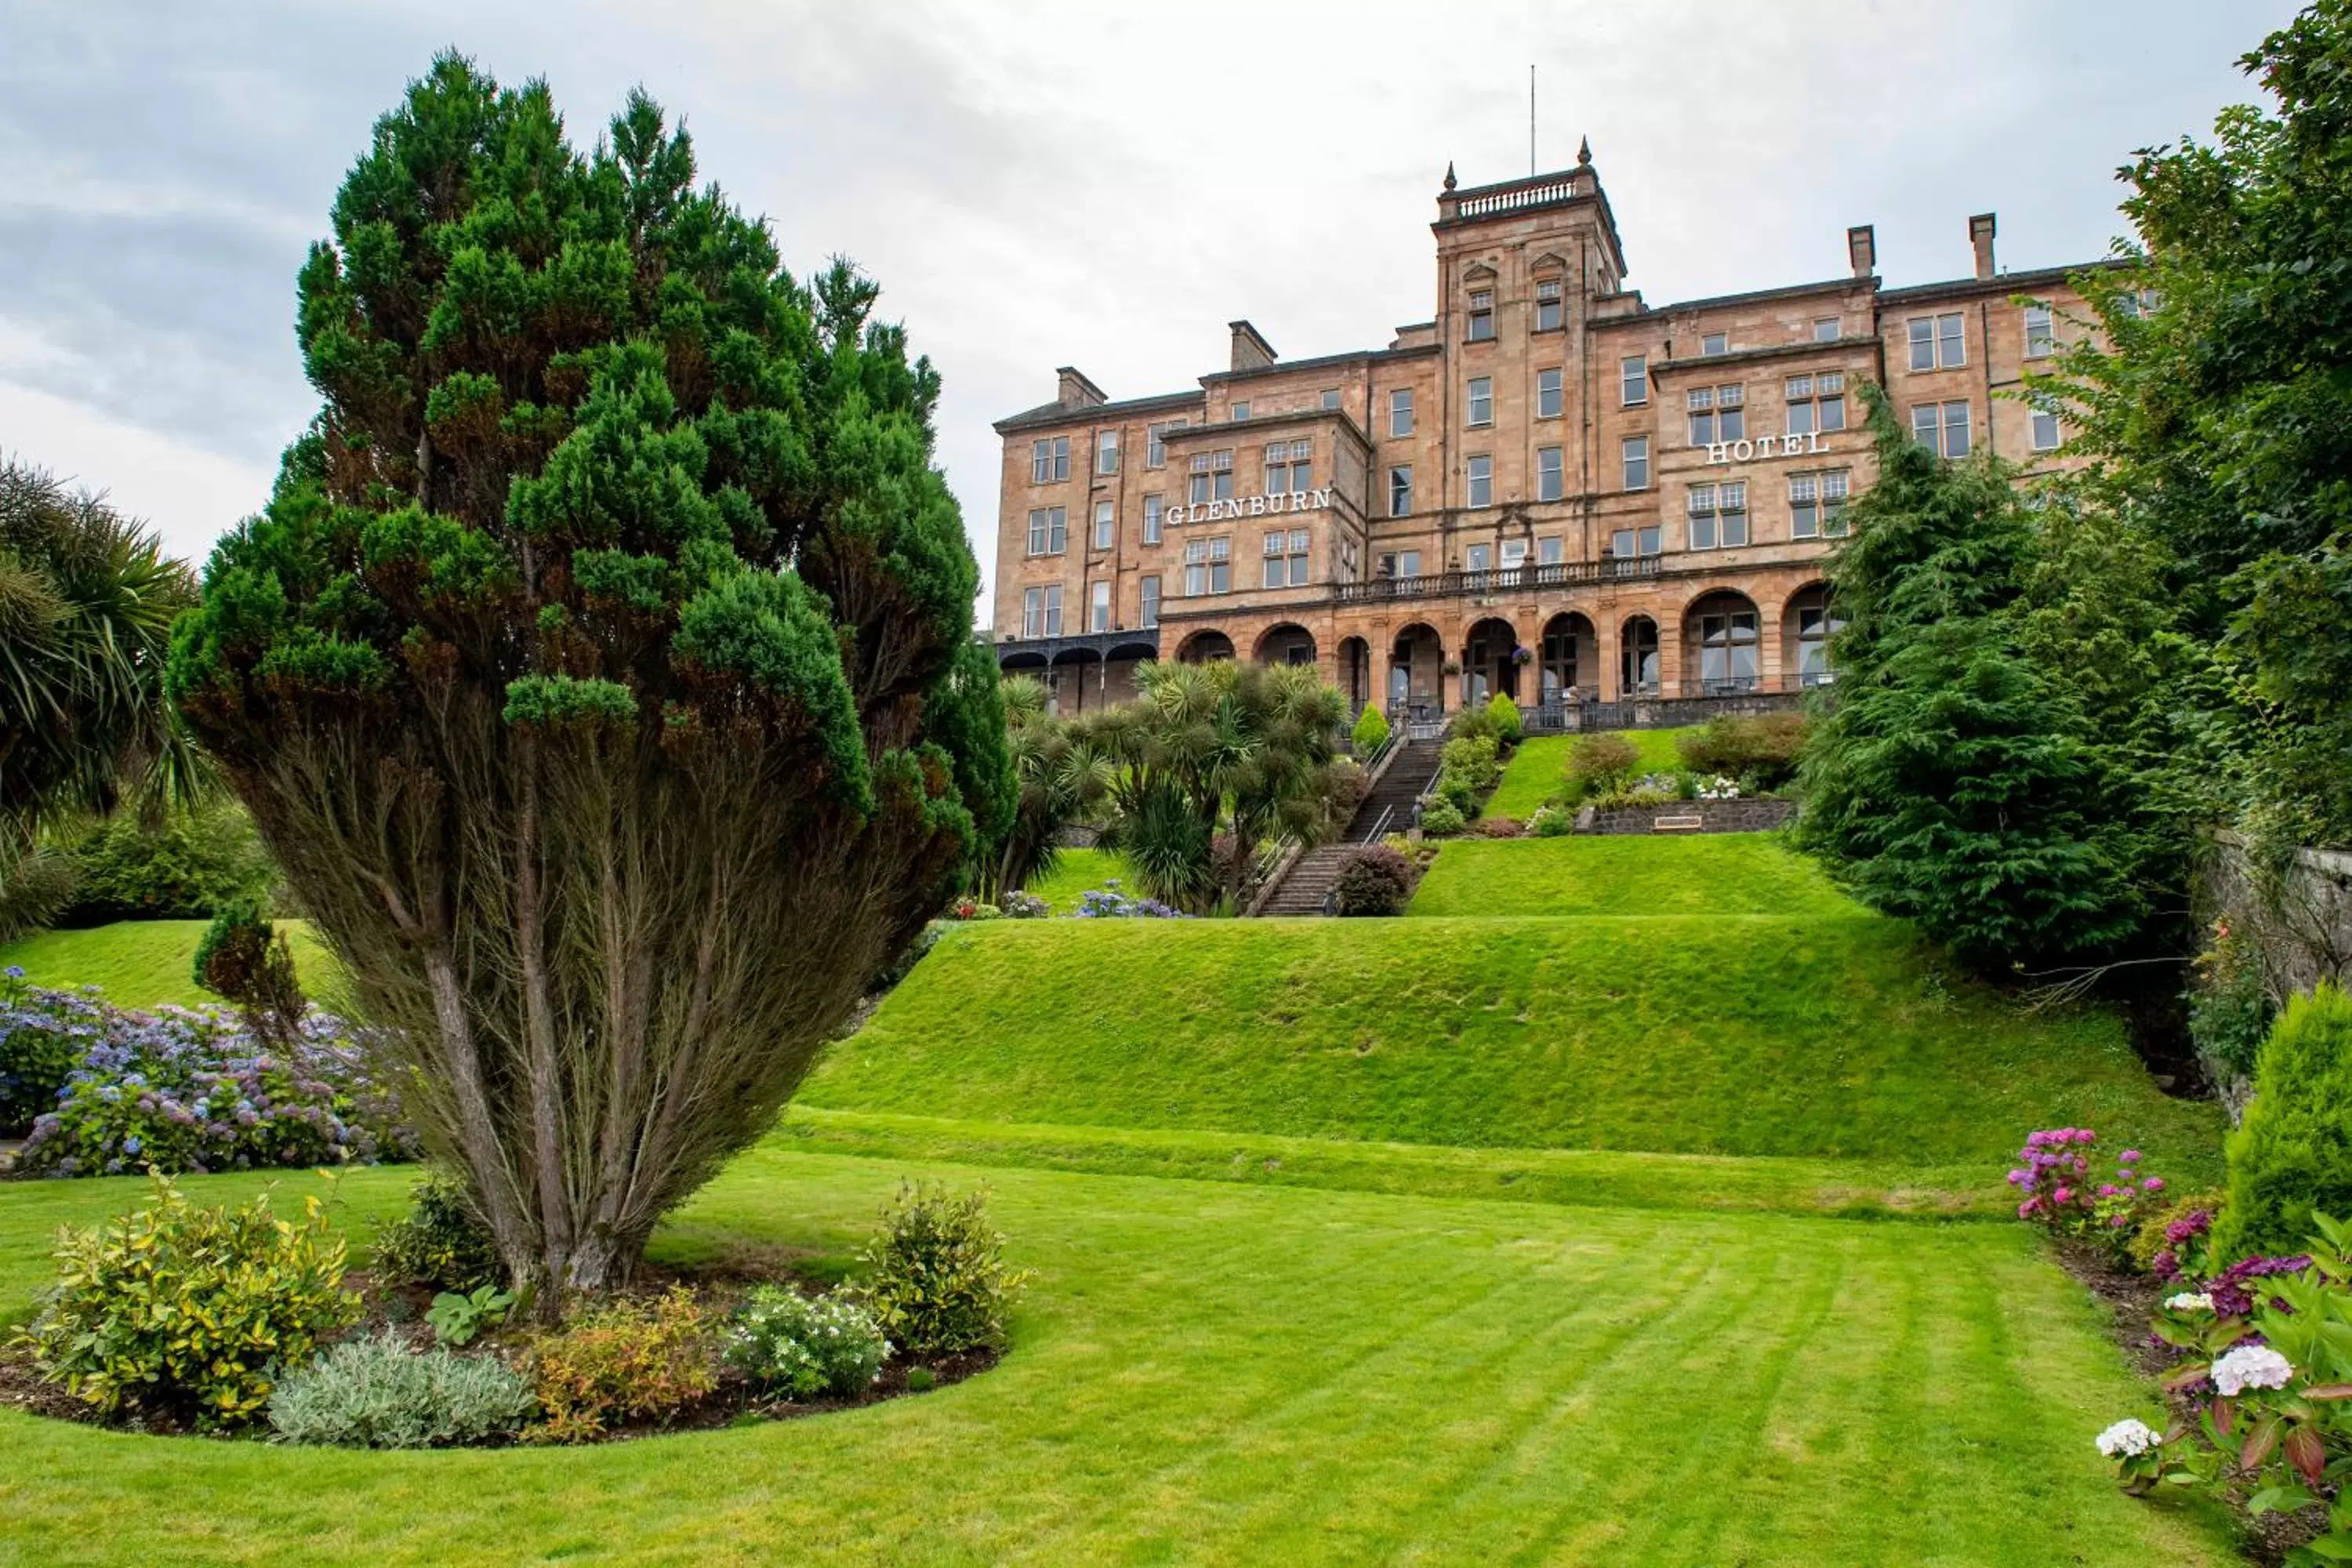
[1704,430,1828,466]
[1170,488,1334,527]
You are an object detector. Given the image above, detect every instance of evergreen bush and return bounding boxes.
[1677,713,1807,789]
[2212,986,2352,1262]
[1417,800,1466,837]
[1566,733,1638,796]
[1483,693,1523,748]
[846,1180,1028,1358]
[1350,704,1390,755]
[372,1174,503,1292]
[58,802,277,926]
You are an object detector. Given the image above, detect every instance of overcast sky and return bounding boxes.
[0,0,2302,602]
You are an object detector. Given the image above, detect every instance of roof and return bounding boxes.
[1877,257,2122,304]
[1199,341,1440,385]
[1639,274,1870,318]
[992,388,1205,435]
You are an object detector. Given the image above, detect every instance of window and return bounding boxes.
[1264,439,1312,494]
[1623,435,1650,491]
[1262,528,1311,588]
[1096,430,1120,475]
[1319,388,1341,411]
[1701,332,1729,356]
[1908,312,1965,370]
[2031,408,2062,452]
[1229,401,1250,421]
[1686,481,1748,550]
[1790,470,1850,538]
[1467,376,1494,427]
[1187,448,1234,505]
[1139,575,1160,628]
[1146,419,1183,468]
[1534,278,1563,332]
[1182,536,1231,596]
[1622,617,1661,693]
[1536,368,1563,419]
[1538,536,1563,566]
[1465,543,1491,574]
[2024,303,2055,359]
[1388,464,1413,517]
[1686,384,1745,445]
[1697,608,1760,688]
[1467,289,1494,341]
[2114,288,2161,320]
[1089,579,1111,631]
[1030,436,1070,484]
[1025,506,1068,555]
[1621,355,1647,406]
[1143,493,1163,544]
[1092,500,1114,550]
[1389,387,1414,436]
[1020,583,1063,637]
[1814,318,1842,342]
[1465,454,1492,507]
[1912,401,1972,458]
[1536,445,1564,503]
[1783,372,1847,437]
[1396,550,1421,579]
[1795,593,1846,684]
[1611,523,1662,558]
[1499,539,1527,572]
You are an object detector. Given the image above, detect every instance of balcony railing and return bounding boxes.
[1450,172,1587,221]
[1336,557,1662,604]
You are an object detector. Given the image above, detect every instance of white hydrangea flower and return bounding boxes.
[2163,1292,2216,1314]
[2095,1417,2163,1458]
[2212,1345,2296,1397]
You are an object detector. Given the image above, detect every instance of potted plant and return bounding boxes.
[1510,645,1533,666]
[1441,658,1462,676]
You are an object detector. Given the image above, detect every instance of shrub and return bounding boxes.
[1483,693,1523,748]
[998,890,1050,920]
[192,898,307,1045]
[2127,1189,2223,1280]
[1527,804,1573,837]
[1472,816,1526,839]
[1566,733,1639,795]
[0,971,97,1135]
[19,1174,358,1422]
[1587,785,1677,812]
[1072,885,1188,919]
[2005,1127,2167,1256]
[1322,758,1370,829]
[726,1286,890,1398]
[1677,713,1807,789]
[2212,985,2352,1262]
[1334,846,1416,916]
[1439,734,1502,793]
[372,1174,501,1291]
[57,800,277,927]
[268,1331,535,1448]
[2186,916,2274,1091]
[848,1180,1029,1358]
[526,1287,719,1441]
[1418,800,1466,837]
[13,990,413,1178]
[1350,704,1391,754]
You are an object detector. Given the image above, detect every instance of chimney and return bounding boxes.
[1846,224,1875,278]
[1969,212,1997,280]
[1055,366,1106,408]
[1229,320,1278,372]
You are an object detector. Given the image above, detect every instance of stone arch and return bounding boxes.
[1782,581,1841,689]
[1337,635,1374,711]
[1538,611,1596,702]
[1464,615,1521,705]
[1389,621,1443,717]
[1252,622,1318,668]
[1620,614,1661,697]
[1174,628,1236,663]
[1682,589,1762,696]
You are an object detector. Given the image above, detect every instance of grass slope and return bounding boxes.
[1488,727,1698,818]
[1018,847,1134,913]
[1410,833,1860,919]
[809,916,2219,1176]
[0,920,341,1009]
[0,1153,2227,1566]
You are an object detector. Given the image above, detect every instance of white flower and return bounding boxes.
[2095,1417,2163,1458]
[2212,1344,2296,1397]
[2164,1292,2215,1314]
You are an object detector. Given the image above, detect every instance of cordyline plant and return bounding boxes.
[165,55,1011,1304]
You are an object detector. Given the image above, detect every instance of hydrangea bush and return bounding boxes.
[2005,1127,2165,1254]
[1072,884,1187,919]
[9,985,415,1178]
[0,967,95,1133]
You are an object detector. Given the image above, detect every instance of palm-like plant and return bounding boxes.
[0,459,197,936]
[986,675,1112,899]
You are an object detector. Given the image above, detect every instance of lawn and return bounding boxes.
[0,918,341,1008]
[0,1151,2229,1566]
[1486,726,1700,819]
[1409,833,1860,918]
[1018,846,1134,912]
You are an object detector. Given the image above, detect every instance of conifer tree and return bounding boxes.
[167,56,1010,1298]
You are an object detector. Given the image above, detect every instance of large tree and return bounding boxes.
[0,459,196,938]
[168,56,1010,1298]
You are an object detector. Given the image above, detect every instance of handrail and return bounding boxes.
[1364,804,1395,843]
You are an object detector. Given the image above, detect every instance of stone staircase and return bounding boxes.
[1255,739,1447,916]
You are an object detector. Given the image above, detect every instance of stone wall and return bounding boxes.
[2200,832,2352,1000]
[1577,798,1795,836]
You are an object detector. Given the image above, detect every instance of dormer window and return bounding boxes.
[1534,278,1563,332]
[1701,332,1730,357]
[1467,290,1495,342]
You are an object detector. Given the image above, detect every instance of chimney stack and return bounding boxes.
[1055,366,1106,408]
[1969,212,1997,280]
[1846,224,1875,278]
[1229,320,1279,372]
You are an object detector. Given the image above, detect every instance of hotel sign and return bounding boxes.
[1169,488,1334,527]
[1705,431,1826,466]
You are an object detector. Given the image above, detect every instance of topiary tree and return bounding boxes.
[1350,702,1390,756]
[2212,985,2352,1262]
[1483,691,1523,749]
[165,56,1010,1299]
[193,898,307,1048]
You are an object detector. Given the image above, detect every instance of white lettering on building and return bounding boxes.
[1705,430,1824,466]
[1168,487,1334,527]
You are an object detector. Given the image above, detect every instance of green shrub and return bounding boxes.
[18,1174,358,1423]
[1448,702,1501,745]
[1439,734,1502,793]
[58,801,276,927]
[192,898,307,1042]
[1334,846,1416,916]
[268,1331,535,1448]
[1418,799,1466,837]
[725,1286,890,1398]
[2126,1188,2225,1276]
[2212,986,2352,1262]
[427,1284,517,1347]
[1484,692,1523,747]
[1677,713,1808,789]
[847,1180,1029,1358]
[905,1366,937,1392]
[372,1174,502,1292]
[1350,704,1391,754]
[1566,733,1639,796]
[1527,804,1573,837]
[2187,917,2274,1089]
[526,1287,719,1442]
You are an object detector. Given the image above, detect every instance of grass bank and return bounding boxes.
[1487,727,1700,818]
[0,919,341,1009]
[1407,833,1857,918]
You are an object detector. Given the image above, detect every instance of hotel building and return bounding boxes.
[987,144,2094,724]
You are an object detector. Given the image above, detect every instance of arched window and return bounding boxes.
[1621,617,1660,696]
